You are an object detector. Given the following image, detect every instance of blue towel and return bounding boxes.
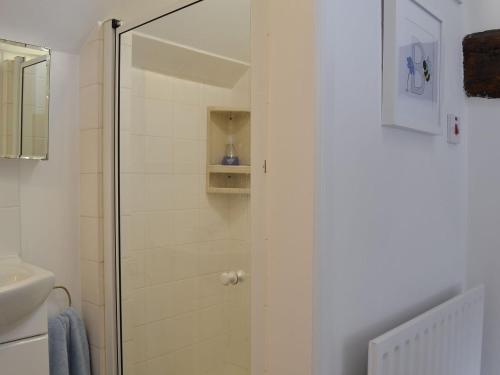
[48,308,91,375]
[48,314,70,375]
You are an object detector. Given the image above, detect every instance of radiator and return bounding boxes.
[368,286,485,375]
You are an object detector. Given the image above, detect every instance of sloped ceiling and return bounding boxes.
[0,0,248,54]
[0,0,115,52]
[0,0,183,53]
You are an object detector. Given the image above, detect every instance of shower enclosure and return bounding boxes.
[115,1,252,374]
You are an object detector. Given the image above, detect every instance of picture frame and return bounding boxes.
[382,0,443,135]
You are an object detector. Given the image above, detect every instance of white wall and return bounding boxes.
[0,50,81,313]
[315,1,467,374]
[468,99,500,375]
[465,2,500,375]
[465,0,500,33]
[0,159,20,257]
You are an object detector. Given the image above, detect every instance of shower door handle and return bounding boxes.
[220,270,246,286]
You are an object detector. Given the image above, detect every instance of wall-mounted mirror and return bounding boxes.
[0,38,50,160]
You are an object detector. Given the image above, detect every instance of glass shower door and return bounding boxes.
[117,1,251,374]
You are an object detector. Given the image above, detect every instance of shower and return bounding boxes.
[114,1,252,374]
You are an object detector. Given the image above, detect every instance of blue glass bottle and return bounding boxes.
[222,135,240,166]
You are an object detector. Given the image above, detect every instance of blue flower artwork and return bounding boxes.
[400,38,437,102]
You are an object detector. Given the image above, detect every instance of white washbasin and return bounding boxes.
[0,257,55,327]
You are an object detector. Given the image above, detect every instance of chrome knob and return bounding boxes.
[220,271,238,286]
[220,270,246,286]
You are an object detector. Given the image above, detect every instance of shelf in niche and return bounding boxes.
[207,165,251,174]
[207,187,251,195]
[206,107,251,195]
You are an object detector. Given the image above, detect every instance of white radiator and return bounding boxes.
[368,286,485,375]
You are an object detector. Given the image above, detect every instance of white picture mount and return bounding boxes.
[382,0,444,135]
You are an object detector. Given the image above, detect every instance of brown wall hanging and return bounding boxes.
[464,30,500,98]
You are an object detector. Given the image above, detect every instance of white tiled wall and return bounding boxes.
[0,159,20,256]
[79,26,107,375]
[120,34,251,375]
[0,61,22,245]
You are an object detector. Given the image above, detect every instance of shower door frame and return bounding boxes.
[107,1,268,374]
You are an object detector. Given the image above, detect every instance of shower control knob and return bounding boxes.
[220,271,239,286]
[236,270,246,283]
[220,270,246,286]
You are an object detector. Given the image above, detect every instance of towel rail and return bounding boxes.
[52,285,72,307]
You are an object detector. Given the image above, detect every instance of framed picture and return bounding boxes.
[382,0,443,135]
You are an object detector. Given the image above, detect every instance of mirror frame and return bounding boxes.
[0,38,51,160]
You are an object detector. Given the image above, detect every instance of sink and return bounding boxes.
[0,257,55,327]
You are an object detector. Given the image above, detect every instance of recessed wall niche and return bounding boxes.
[207,107,251,194]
